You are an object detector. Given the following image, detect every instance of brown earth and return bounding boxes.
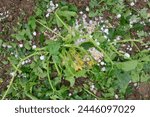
[0,0,35,40]
[0,0,35,92]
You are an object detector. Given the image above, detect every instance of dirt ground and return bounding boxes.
[0,0,35,92]
[0,0,150,100]
[0,0,35,40]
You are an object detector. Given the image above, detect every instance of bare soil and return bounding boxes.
[0,0,35,92]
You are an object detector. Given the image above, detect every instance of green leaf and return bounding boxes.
[45,41,61,55]
[75,70,86,78]
[115,71,131,94]
[116,60,138,71]
[131,71,140,82]
[28,16,36,30]
[140,73,150,82]
[24,41,31,50]
[139,8,148,19]
[66,76,75,87]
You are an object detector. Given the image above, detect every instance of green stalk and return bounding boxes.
[36,20,65,40]
[110,39,143,44]
[25,92,38,100]
[55,11,70,32]
[47,56,55,93]
[109,43,125,57]
[83,88,101,100]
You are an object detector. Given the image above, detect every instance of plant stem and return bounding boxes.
[55,11,70,31]
[47,56,55,93]
[36,20,65,40]
[83,88,101,100]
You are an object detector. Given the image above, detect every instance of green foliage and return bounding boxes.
[0,0,150,100]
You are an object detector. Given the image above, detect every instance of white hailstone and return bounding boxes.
[50,1,54,6]
[15,54,18,58]
[19,44,23,48]
[145,45,148,48]
[130,2,135,6]
[116,36,121,40]
[32,45,36,49]
[46,13,50,17]
[10,72,15,77]
[7,45,12,48]
[103,28,109,34]
[47,8,51,13]
[79,11,83,14]
[90,84,95,91]
[134,83,138,87]
[21,61,25,65]
[101,67,106,71]
[129,48,133,51]
[55,4,58,8]
[98,59,102,63]
[148,48,150,50]
[124,53,130,58]
[33,31,37,36]
[25,59,30,64]
[117,14,121,18]
[40,55,45,61]
[100,61,105,66]
[86,7,90,12]
[68,93,72,96]
[115,94,119,99]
